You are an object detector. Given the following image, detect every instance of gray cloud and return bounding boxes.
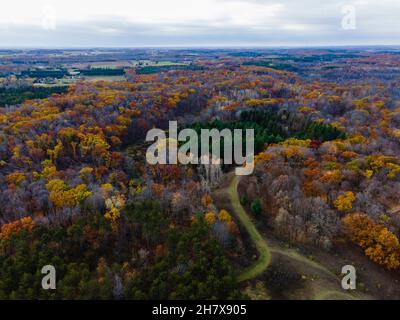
[0,0,399,47]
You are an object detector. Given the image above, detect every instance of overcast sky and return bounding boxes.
[0,0,399,47]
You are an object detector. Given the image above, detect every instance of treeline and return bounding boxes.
[185,109,346,154]
[243,60,299,72]
[136,64,202,74]
[277,53,361,63]
[79,68,125,76]
[21,69,68,78]
[0,86,68,107]
[240,109,346,143]
[20,68,125,78]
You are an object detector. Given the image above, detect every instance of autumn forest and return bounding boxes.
[1,47,400,300]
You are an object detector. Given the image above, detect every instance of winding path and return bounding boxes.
[226,175,271,282]
[218,173,368,300]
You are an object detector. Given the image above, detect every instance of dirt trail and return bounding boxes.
[214,173,369,300]
[226,175,271,282]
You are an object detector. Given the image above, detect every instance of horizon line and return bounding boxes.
[1,44,400,50]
